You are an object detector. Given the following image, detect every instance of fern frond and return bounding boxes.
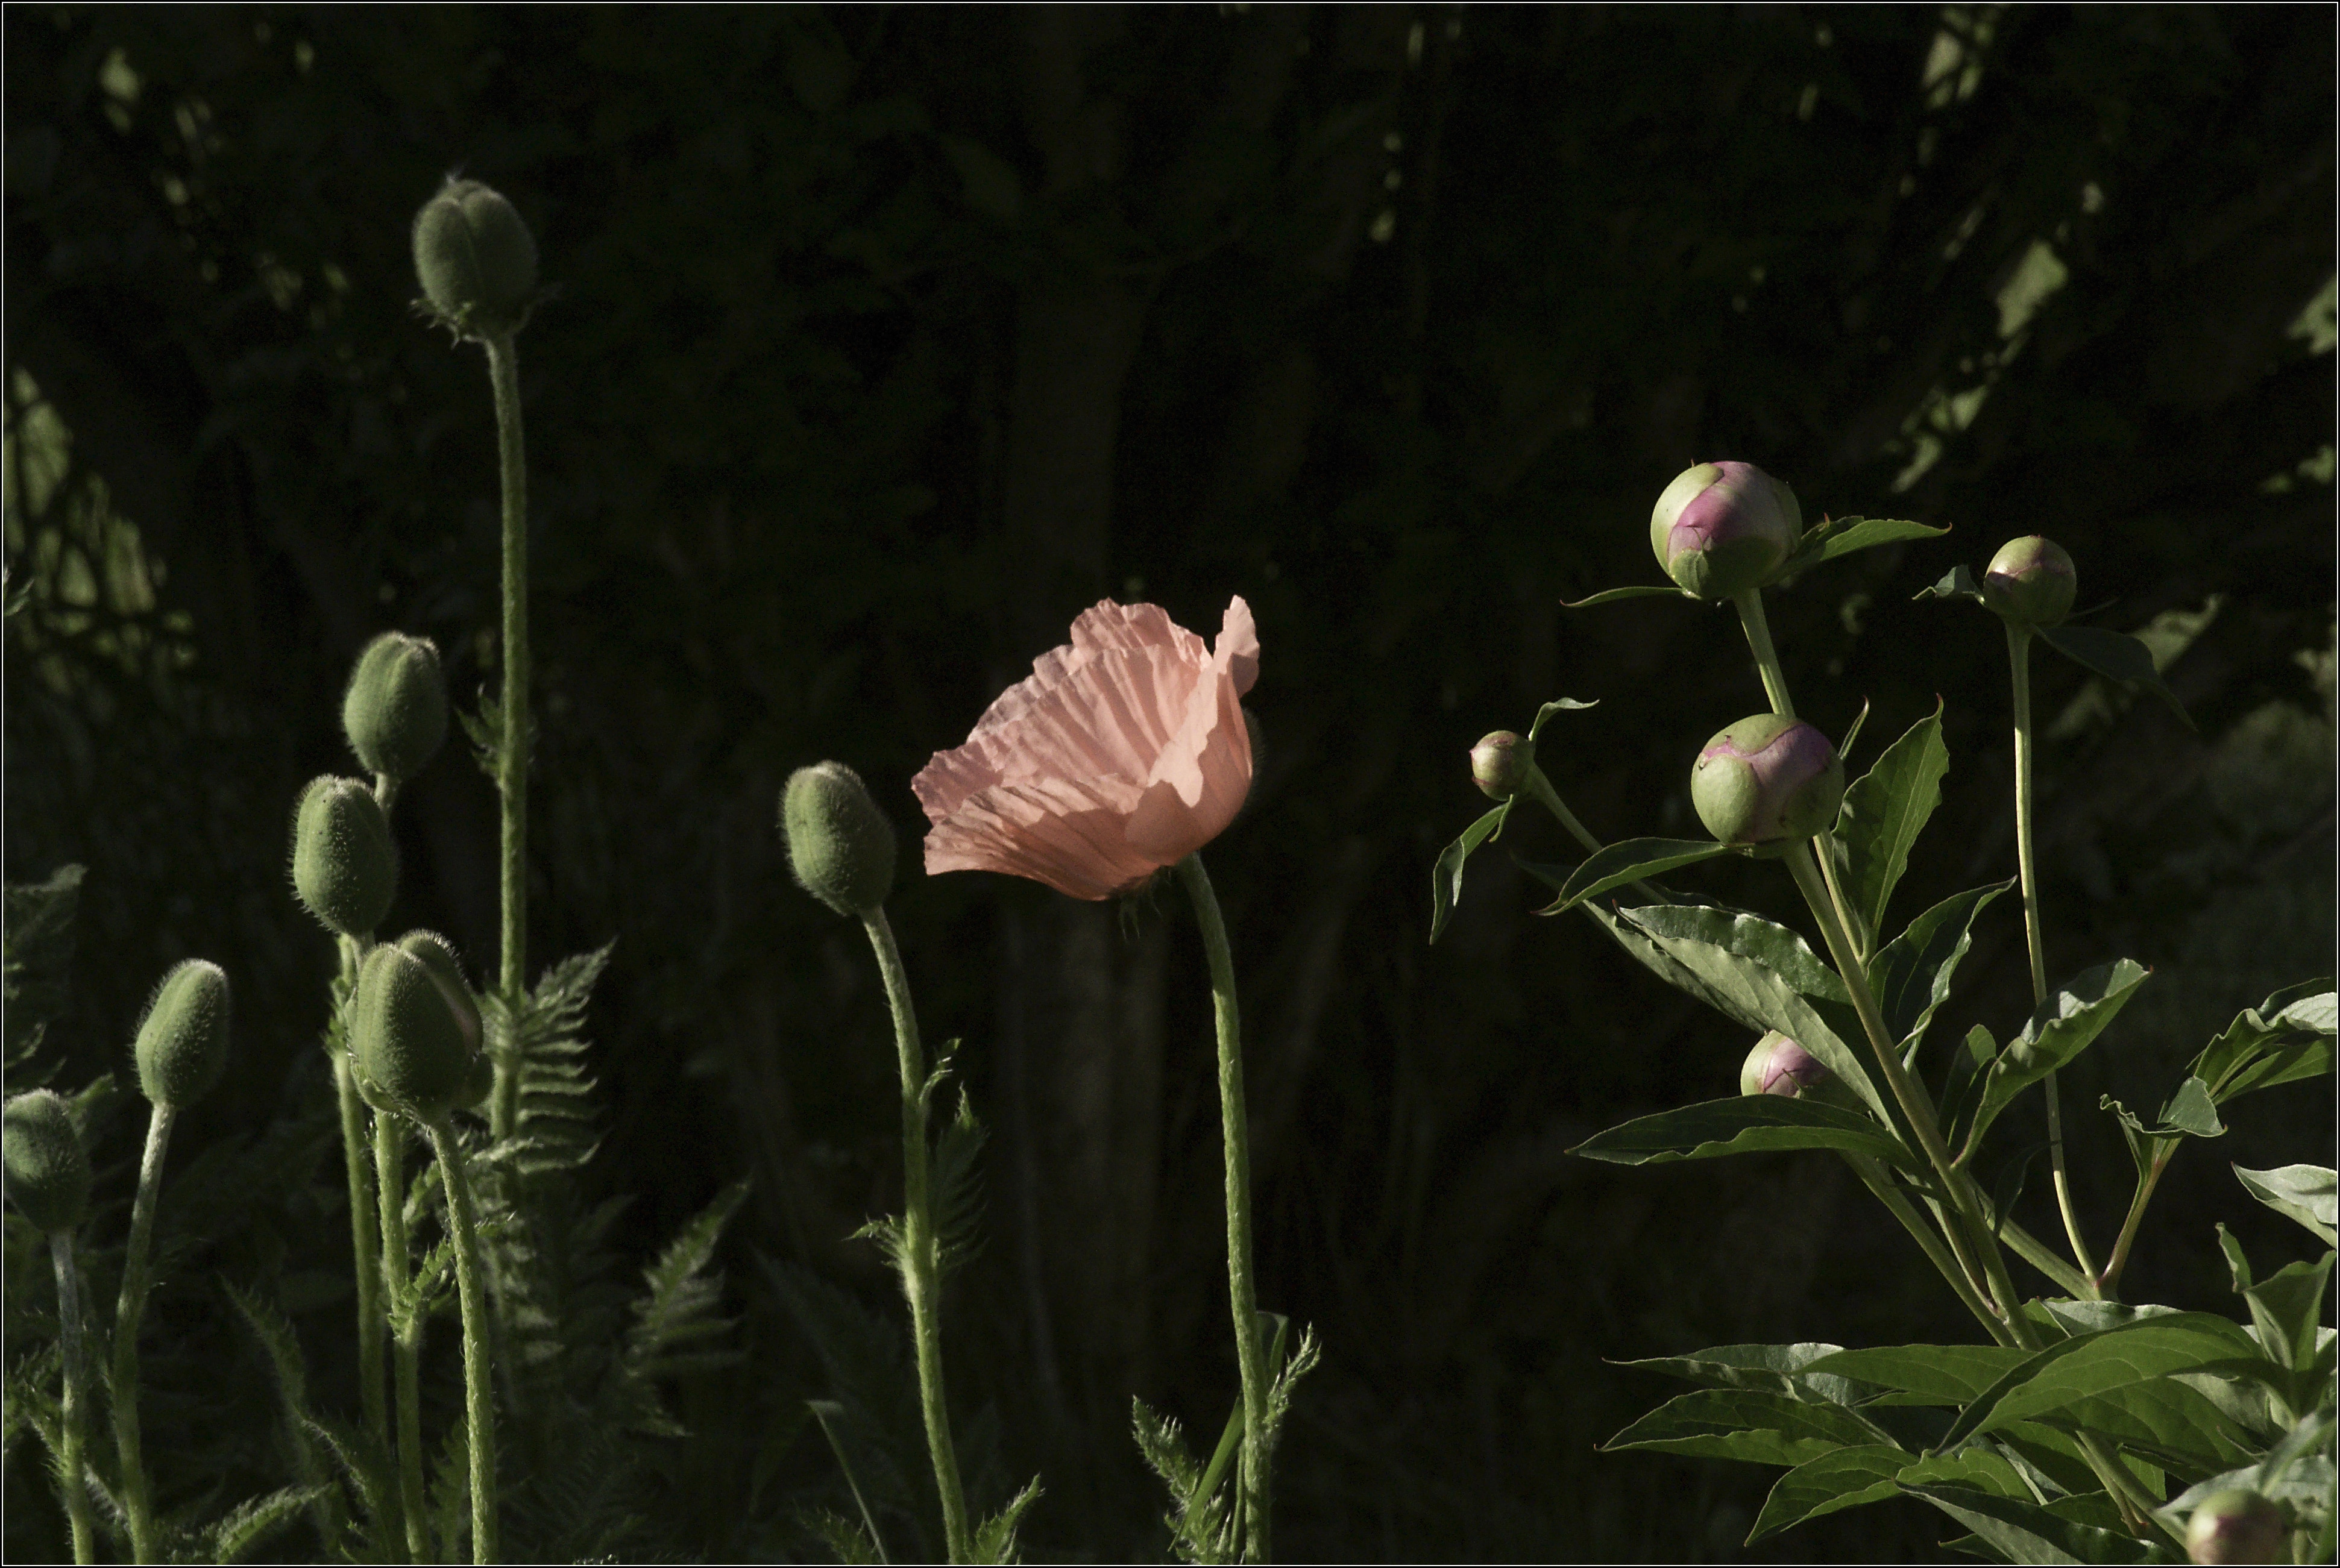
[798,1503,884,1566]
[222,1281,343,1551]
[765,1258,931,1552]
[1262,1323,1323,1463]
[972,1475,1043,1566]
[608,1181,748,1436]
[201,1482,330,1566]
[427,1418,469,1564]
[299,1408,399,1561]
[931,1092,987,1276]
[1130,1396,1200,1497]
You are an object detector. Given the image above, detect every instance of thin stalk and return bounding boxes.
[485,332,530,1143]
[1524,767,1673,905]
[861,908,973,1565]
[376,1115,427,1561]
[1731,588,1796,720]
[1177,853,1272,1564]
[426,1118,497,1565]
[52,1228,95,1564]
[1843,1152,2009,1345]
[335,1047,391,1461]
[2095,1138,2177,1300]
[113,1103,176,1563]
[1999,1214,2094,1300]
[2007,623,2099,1291]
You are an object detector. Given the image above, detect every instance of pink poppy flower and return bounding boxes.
[913,597,1260,900]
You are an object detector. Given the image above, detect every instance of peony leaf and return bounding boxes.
[1531,838,1732,917]
[2233,1164,2338,1247]
[2036,624,2194,730]
[1429,803,1514,944]
[1559,583,1693,609]
[1602,1387,1892,1467]
[1831,704,1951,952]
[1866,882,2011,1052]
[1572,1096,1917,1174]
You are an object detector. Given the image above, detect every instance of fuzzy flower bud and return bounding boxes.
[4,1089,91,1234]
[1470,732,1536,801]
[1692,714,1845,846]
[134,959,232,1109]
[1650,462,1802,600]
[2184,1490,2287,1566]
[782,762,896,918]
[351,941,477,1119]
[412,177,538,339]
[1981,536,2077,627]
[291,777,398,937]
[343,632,448,783]
[1740,1031,1831,1097]
[395,931,481,1059]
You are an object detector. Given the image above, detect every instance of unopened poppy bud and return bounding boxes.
[1692,714,1845,846]
[411,177,538,339]
[1650,462,1801,600]
[1740,1031,1829,1097]
[291,777,398,936]
[134,959,231,1109]
[782,762,896,917]
[351,942,476,1119]
[344,633,448,783]
[1981,536,2076,627]
[4,1090,91,1234]
[2184,1489,2286,1565]
[1470,732,1536,800]
[395,931,481,1058]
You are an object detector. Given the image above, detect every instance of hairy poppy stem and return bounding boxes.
[112,1103,175,1563]
[376,1114,427,1560]
[486,331,530,1142]
[53,1228,95,1564]
[426,1117,497,1564]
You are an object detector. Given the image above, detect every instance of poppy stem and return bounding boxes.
[425,1116,498,1565]
[485,330,529,1143]
[1177,852,1272,1564]
[52,1227,95,1564]
[112,1103,175,1564]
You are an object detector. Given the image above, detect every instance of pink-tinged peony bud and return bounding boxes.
[1981,536,2076,627]
[1649,462,1802,600]
[2184,1489,2287,1565]
[1470,732,1535,800]
[1692,713,1845,845]
[1740,1031,1830,1097]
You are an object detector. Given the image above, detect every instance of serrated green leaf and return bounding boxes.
[2036,624,2194,729]
[207,1483,330,1564]
[1935,1314,2260,1450]
[1800,1344,2030,1404]
[1867,882,2013,1051]
[1532,838,1732,917]
[1604,1387,1893,1467]
[1429,803,1512,945]
[1901,1484,2157,1566]
[1831,704,1951,950]
[2233,1164,2337,1247]
[1915,563,1986,605]
[1573,1095,1917,1173]
[1964,960,2150,1159]
[972,1476,1042,1565]
[1749,1443,2030,1544]
[1617,1342,1878,1406]
[2191,985,2337,1104]
[1561,583,1693,608]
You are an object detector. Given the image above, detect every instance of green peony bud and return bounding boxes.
[133,959,232,1109]
[1981,536,2077,627]
[291,776,398,936]
[395,931,482,1059]
[343,632,448,782]
[2184,1489,2287,1565]
[1470,731,1536,801]
[351,941,477,1120]
[1740,1031,1829,1097]
[1650,462,1802,600]
[781,762,896,917]
[4,1089,91,1234]
[1692,713,1845,846]
[411,176,539,339]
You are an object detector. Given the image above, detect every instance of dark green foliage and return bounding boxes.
[3,865,82,1091]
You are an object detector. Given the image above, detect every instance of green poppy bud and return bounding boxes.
[4,1090,91,1234]
[2184,1489,2287,1565]
[1650,462,1801,600]
[343,632,448,783]
[1981,536,2076,627]
[351,941,476,1119]
[411,177,538,339]
[782,762,896,917]
[1740,1031,1829,1097]
[1470,732,1536,801]
[456,1045,495,1112]
[291,776,398,936]
[1692,714,1845,846]
[395,931,482,1059]
[134,959,232,1109]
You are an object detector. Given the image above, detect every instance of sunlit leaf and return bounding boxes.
[1748,1444,2029,1544]
[1831,704,1949,949]
[1963,959,2150,1158]
[2035,624,2193,729]
[1935,1313,2260,1449]
[1532,838,1732,917]
[1799,1344,2028,1405]
[1901,1484,2159,1566]
[1602,1387,1892,1467]
[1560,583,1691,608]
[1782,515,1952,575]
[1429,803,1512,944]
[1526,697,1599,740]
[2233,1164,2338,1247]
[1616,1342,1876,1406]
[1914,563,1985,605]
[1573,1096,1916,1174]
[1867,881,2011,1051]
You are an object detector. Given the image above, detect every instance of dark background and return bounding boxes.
[7,5,2333,1561]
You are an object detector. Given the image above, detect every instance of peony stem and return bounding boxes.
[1731,588,1797,720]
[52,1228,95,1564]
[485,331,530,1143]
[426,1117,497,1565]
[861,907,974,1564]
[112,1103,175,1564]
[1177,852,1272,1564]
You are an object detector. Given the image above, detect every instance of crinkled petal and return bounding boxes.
[923,776,1160,900]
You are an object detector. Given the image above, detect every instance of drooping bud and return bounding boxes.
[1691,714,1845,846]
[343,632,448,783]
[1981,536,2077,627]
[1470,732,1536,801]
[291,777,398,936]
[4,1090,91,1234]
[134,959,232,1109]
[395,931,482,1059]
[1650,462,1802,600]
[1740,1031,1829,1097]
[781,762,896,918]
[411,177,539,339]
[351,941,477,1120]
[2184,1489,2287,1565]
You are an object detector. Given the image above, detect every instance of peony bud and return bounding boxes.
[1740,1031,1830,1098]
[351,941,477,1119]
[1981,536,2076,627]
[4,1089,91,1234]
[343,632,448,783]
[411,177,538,339]
[2184,1489,2287,1566]
[782,762,896,918]
[134,959,231,1109]
[1650,462,1802,600]
[1470,732,1536,801]
[1692,714,1845,846]
[395,931,481,1059]
[291,776,398,937]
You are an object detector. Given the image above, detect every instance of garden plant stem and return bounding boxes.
[334,1043,391,1461]
[427,1118,498,1565]
[486,332,530,1143]
[376,1115,428,1560]
[113,1103,176,1564]
[53,1228,95,1564]
[1178,853,1273,1564]
[862,907,974,1564]
[1732,589,1797,720]
[1524,768,1673,905]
